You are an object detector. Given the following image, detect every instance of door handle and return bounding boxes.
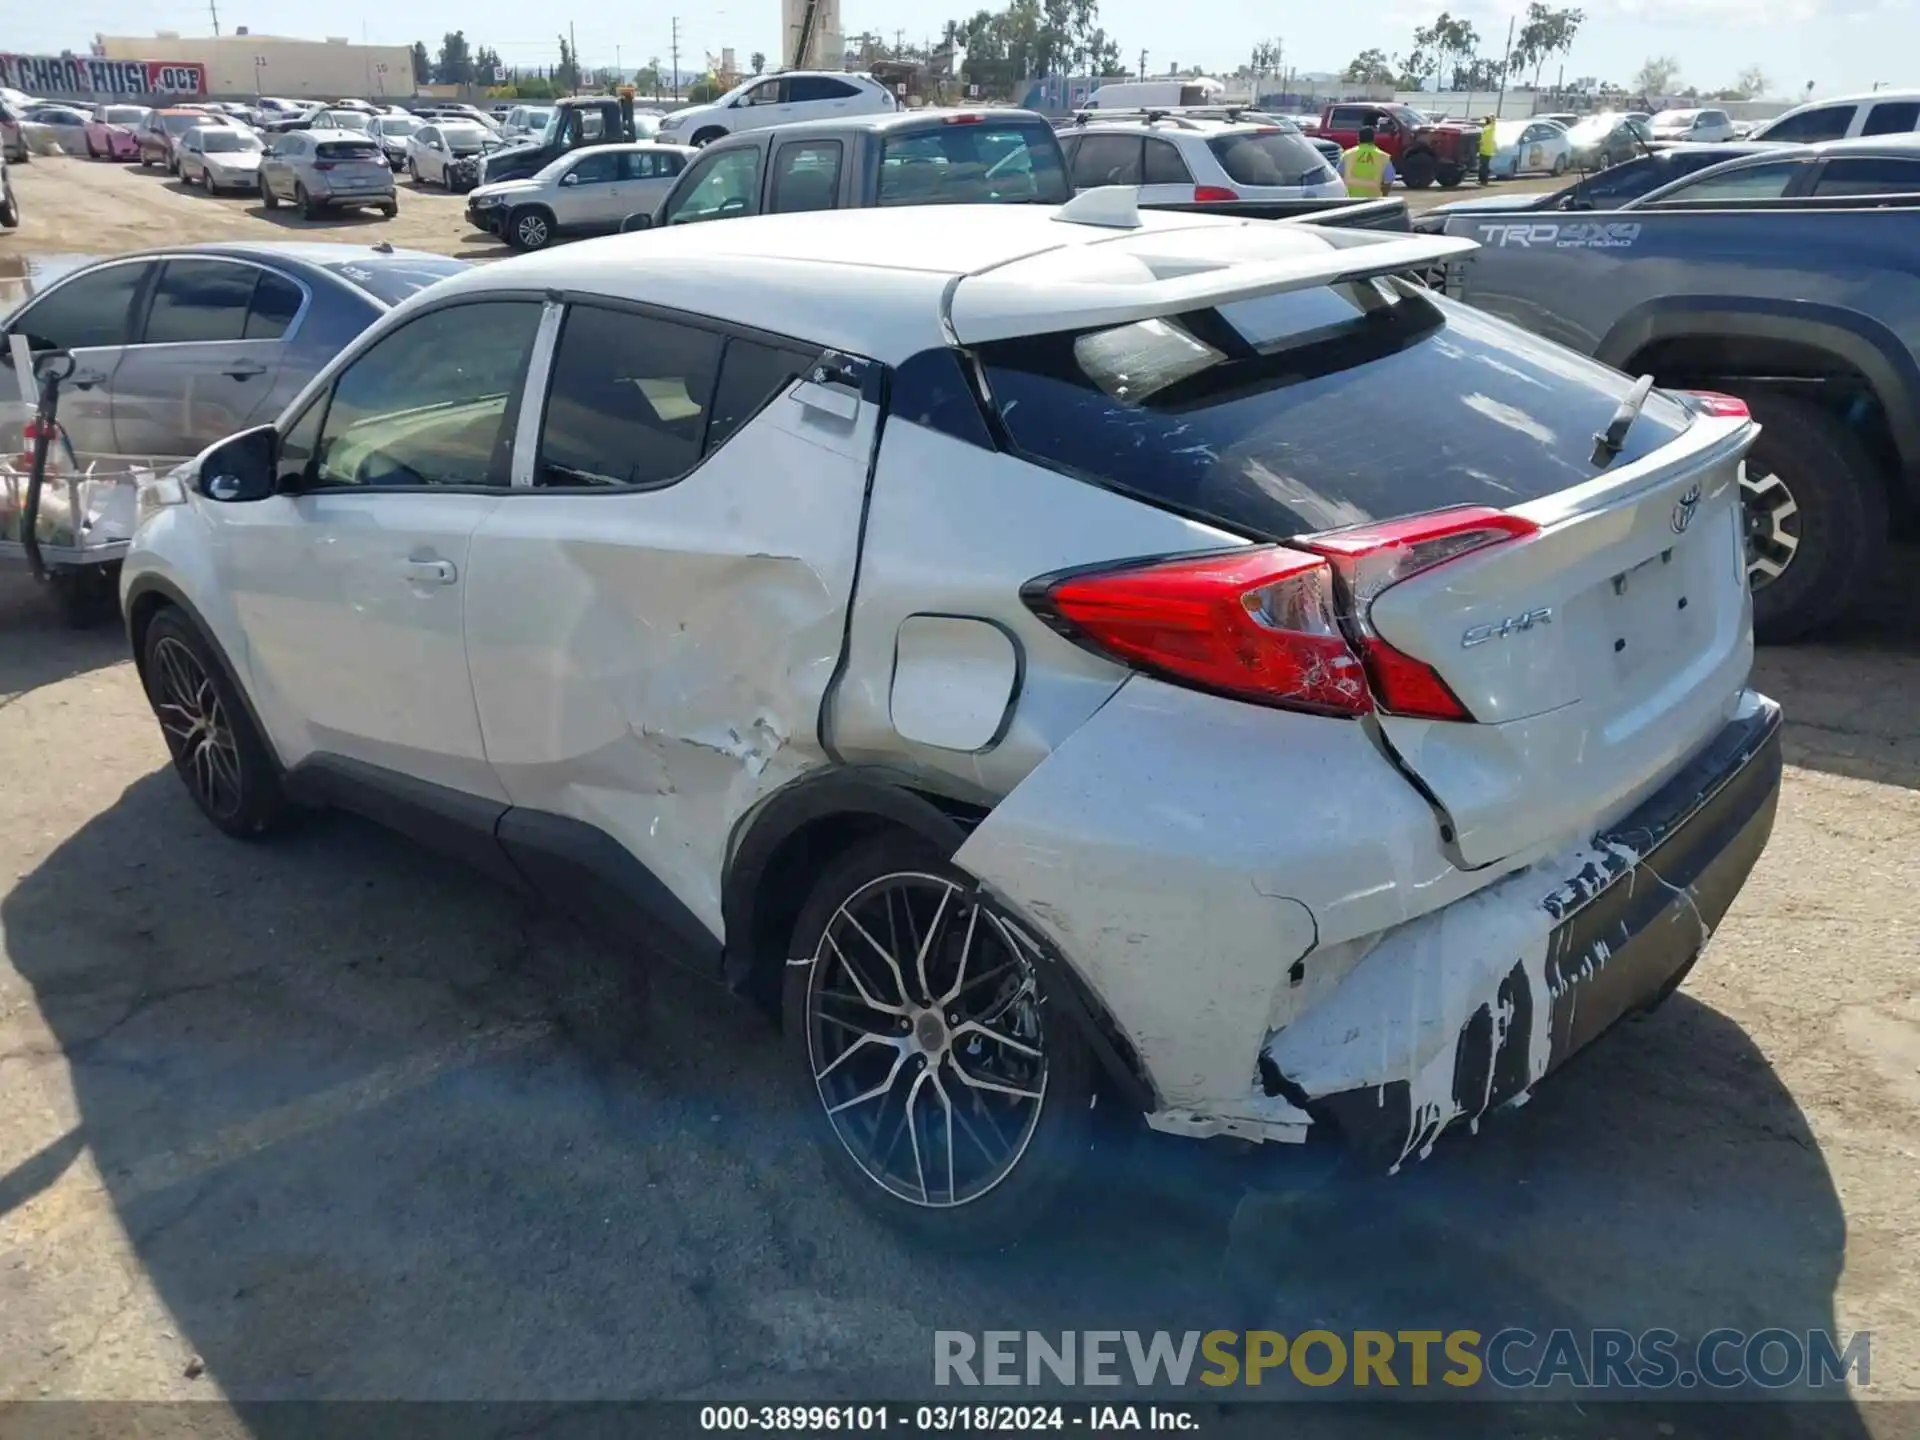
[222,361,267,380]
[402,558,458,585]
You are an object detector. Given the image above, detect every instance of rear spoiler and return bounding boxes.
[947,225,1478,344]
[1142,196,1411,232]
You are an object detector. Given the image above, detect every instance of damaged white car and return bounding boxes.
[119,196,1781,1247]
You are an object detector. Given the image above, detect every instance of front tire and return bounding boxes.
[1726,389,1889,643]
[507,205,553,251]
[1552,153,1568,175]
[691,127,728,147]
[259,174,279,209]
[1399,150,1436,189]
[782,837,1098,1251]
[1435,163,1465,188]
[141,608,286,838]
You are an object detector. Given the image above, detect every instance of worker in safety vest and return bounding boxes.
[1339,126,1396,198]
[1478,115,1499,184]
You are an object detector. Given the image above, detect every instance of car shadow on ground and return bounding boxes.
[1752,543,1920,792]
[0,762,1873,1433]
[241,205,399,231]
[0,569,126,699]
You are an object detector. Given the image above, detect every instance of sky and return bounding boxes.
[10,0,1913,99]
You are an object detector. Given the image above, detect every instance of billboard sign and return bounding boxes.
[0,54,208,98]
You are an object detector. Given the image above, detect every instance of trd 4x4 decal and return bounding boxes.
[1472,222,1643,250]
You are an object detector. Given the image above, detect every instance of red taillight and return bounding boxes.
[1028,547,1374,717]
[1297,506,1538,721]
[1193,184,1240,203]
[313,160,335,171]
[1682,389,1750,419]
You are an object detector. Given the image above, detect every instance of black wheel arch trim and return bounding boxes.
[723,765,1159,1114]
[1595,296,1920,489]
[122,574,285,778]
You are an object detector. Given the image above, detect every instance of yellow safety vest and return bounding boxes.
[1479,123,1498,158]
[1341,143,1388,197]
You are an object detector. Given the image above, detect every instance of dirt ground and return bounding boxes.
[1,154,1917,1434]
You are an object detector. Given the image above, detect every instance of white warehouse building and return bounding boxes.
[97,32,417,99]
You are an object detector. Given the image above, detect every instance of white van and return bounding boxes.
[1084,78,1226,110]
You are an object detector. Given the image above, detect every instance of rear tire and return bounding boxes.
[782,836,1098,1251]
[1399,150,1436,189]
[296,183,323,220]
[0,185,17,229]
[1436,163,1465,188]
[259,175,279,210]
[1725,389,1889,644]
[140,607,286,839]
[1552,153,1568,175]
[379,201,397,219]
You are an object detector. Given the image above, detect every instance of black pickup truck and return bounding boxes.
[627,108,1412,234]
[1420,137,1920,641]
[479,96,635,186]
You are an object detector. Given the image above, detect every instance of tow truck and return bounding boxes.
[480,94,640,185]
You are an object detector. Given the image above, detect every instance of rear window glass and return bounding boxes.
[321,257,469,306]
[878,123,1070,206]
[1207,130,1333,187]
[317,141,384,161]
[974,285,1691,539]
[161,114,200,134]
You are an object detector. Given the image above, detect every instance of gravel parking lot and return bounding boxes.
[1,153,1916,1434]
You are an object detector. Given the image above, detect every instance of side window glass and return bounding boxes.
[246,272,305,340]
[534,305,724,488]
[705,337,819,450]
[772,140,843,212]
[1070,134,1142,186]
[1761,106,1851,143]
[1329,107,1364,129]
[1655,160,1807,204]
[579,110,607,141]
[276,395,326,490]
[570,151,620,184]
[1810,157,1920,197]
[14,263,150,350]
[310,301,543,490]
[1862,102,1920,136]
[663,148,762,224]
[143,260,256,345]
[1142,138,1192,184]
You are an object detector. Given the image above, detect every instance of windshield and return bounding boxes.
[322,111,371,131]
[198,129,260,153]
[1394,106,1430,127]
[161,114,201,134]
[1493,121,1528,145]
[520,107,556,131]
[322,257,470,305]
[1651,110,1697,126]
[442,124,489,150]
[378,117,417,136]
[106,106,147,125]
[877,122,1071,206]
[1569,115,1616,140]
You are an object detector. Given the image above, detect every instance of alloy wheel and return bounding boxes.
[516,212,549,248]
[1740,461,1801,590]
[151,636,244,820]
[804,872,1049,1209]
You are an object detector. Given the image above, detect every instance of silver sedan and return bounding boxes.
[178,125,267,193]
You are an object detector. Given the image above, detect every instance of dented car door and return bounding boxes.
[462,299,874,945]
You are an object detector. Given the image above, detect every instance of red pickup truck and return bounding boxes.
[1317,101,1483,190]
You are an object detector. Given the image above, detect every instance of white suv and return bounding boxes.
[1059,114,1345,204]
[1750,88,1920,144]
[120,202,1780,1247]
[656,71,896,148]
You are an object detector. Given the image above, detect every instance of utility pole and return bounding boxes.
[569,21,578,94]
[1138,48,1147,80]
[208,0,221,36]
[1493,15,1513,119]
[670,16,681,101]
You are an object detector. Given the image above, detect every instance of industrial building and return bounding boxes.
[96,32,417,100]
[781,0,843,74]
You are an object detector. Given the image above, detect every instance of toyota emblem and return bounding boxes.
[1671,484,1702,534]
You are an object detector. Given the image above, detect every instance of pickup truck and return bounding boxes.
[479,96,638,186]
[629,108,1414,234]
[1420,140,1920,640]
[1316,100,1482,190]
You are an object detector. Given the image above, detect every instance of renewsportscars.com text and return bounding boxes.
[933,1329,1870,1391]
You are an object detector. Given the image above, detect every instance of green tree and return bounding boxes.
[1343,48,1396,85]
[1632,54,1680,96]
[685,73,724,103]
[1453,56,1504,90]
[434,31,474,85]
[473,46,503,84]
[633,59,663,94]
[409,41,431,84]
[556,34,581,93]
[1730,63,1769,99]
[750,51,766,74]
[1511,3,1584,89]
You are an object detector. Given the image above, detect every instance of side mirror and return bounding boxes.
[561,172,580,186]
[197,425,278,503]
[620,210,654,232]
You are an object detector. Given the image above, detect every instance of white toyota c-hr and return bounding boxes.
[120,197,1782,1248]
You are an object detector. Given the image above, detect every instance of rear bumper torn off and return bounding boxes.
[1263,690,1782,1171]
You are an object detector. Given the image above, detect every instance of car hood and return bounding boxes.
[486,140,544,164]
[470,178,540,201]
[657,104,716,131]
[204,151,263,168]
